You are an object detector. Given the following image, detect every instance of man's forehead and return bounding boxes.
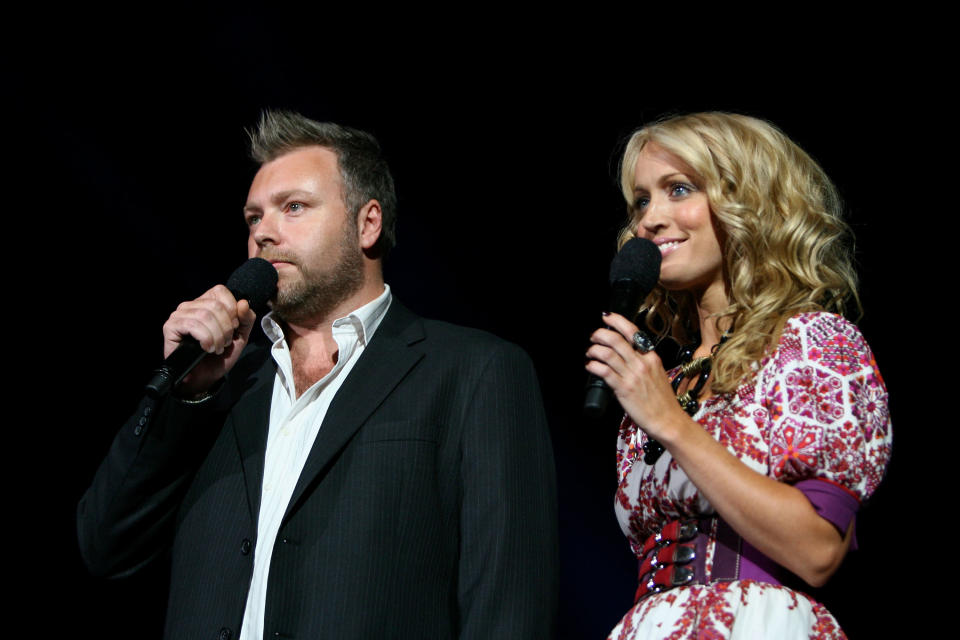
[261,145,339,171]
[249,147,342,195]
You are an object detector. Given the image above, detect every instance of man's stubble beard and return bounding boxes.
[270,221,365,325]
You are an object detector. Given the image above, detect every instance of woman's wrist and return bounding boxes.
[653,408,699,450]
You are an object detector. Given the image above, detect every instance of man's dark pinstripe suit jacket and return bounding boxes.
[78,300,558,639]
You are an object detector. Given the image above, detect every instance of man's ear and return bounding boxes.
[357,200,383,251]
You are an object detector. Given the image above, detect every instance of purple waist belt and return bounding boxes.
[633,516,781,602]
[634,479,859,603]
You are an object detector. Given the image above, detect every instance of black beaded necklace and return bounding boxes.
[641,336,728,465]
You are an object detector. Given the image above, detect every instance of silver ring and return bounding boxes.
[632,330,654,353]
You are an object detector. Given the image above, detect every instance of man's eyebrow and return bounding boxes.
[269,189,314,205]
[243,189,316,214]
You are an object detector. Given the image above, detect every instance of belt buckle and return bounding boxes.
[677,520,698,541]
[635,519,702,604]
[671,565,695,587]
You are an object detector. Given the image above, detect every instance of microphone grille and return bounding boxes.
[226,258,279,314]
[609,238,661,292]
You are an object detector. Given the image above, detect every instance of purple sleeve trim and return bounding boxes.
[795,478,860,550]
[734,479,861,585]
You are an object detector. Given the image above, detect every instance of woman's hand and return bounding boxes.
[585,312,688,441]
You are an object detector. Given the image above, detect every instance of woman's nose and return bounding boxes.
[640,199,667,234]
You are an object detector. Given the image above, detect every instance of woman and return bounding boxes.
[585,113,891,639]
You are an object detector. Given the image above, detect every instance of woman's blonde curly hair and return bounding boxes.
[617,113,860,393]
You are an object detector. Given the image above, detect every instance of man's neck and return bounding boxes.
[279,277,385,395]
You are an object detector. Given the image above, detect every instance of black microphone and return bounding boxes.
[583,238,662,418]
[145,258,279,398]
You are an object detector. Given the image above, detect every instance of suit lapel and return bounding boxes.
[283,301,425,523]
[229,348,277,524]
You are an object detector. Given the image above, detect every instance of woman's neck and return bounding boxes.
[692,280,731,357]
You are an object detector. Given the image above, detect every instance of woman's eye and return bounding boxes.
[634,196,650,211]
[670,183,693,197]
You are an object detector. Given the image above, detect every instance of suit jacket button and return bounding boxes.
[218,628,232,640]
[240,539,252,555]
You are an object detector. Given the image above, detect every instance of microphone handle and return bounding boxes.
[583,279,647,418]
[145,336,207,398]
[583,374,610,417]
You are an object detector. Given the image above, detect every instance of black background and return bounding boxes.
[7,14,940,639]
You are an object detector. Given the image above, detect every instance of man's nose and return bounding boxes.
[252,211,279,247]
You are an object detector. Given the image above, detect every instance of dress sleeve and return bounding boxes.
[759,313,892,535]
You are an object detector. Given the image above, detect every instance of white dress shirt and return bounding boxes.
[239,285,392,639]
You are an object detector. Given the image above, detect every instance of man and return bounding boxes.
[78,110,558,639]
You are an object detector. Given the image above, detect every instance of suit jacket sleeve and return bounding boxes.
[76,391,229,578]
[78,343,271,580]
[75,342,270,580]
[456,341,558,639]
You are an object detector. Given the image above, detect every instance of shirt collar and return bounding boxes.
[260,284,393,347]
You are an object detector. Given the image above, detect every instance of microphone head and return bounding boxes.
[609,238,661,292]
[226,257,279,314]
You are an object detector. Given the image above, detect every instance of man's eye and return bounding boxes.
[288,202,304,212]
[246,215,261,227]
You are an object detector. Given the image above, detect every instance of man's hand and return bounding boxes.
[161,285,257,396]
